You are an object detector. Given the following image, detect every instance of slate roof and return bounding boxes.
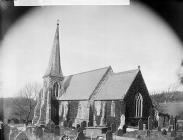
[59,66,111,100]
[59,66,139,101]
[94,69,139,100]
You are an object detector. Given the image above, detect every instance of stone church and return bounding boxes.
[32,22,153,129]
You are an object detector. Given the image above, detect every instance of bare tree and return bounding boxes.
[12,82,41,125]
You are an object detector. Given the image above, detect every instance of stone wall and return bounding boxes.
[59,101,90,127]
[94,100,125,129]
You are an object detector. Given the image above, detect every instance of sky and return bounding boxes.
[0,4,183,97]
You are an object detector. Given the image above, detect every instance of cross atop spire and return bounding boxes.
[44,21,63,78]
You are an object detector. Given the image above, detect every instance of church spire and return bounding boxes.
[44,20,63,78]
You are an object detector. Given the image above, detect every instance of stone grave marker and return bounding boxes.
[61,135,70,140]
[146,130,150,137]
[158,126,161,131]
[54,126,60,136]
[15,132,28,140]
[170,116,174,125]
[25,126,34,139]
[63,120,68,128]
[148,116,153,130]
[123,125,126,133]
[117,129,123,136]
[9,127,19,140]
[49,121,56,133]
[81,121,86,129]
[168,126,172,132]
[171,130,176,137]
[76,124,80,129]
[111,123,116,133]
[174,117,177,131]
[76,131,85,140]
[162,129,167,135]
[34,126,43,138]
[143,124,146,130]
[3,124,10,140]
[68,120,73,128]
[106,130,113,140]
[138,119,143,130]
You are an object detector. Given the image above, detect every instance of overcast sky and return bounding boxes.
[0,4,183,97]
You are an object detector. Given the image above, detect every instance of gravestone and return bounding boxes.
[162,129,167,135]
[68,120,73,128]
[111,123,116,133]
[87,122,91,127]
[138,119,143,130]
[171,130,176,137]
[118,114,125,130]
[63,120,68,128]
[26,126,34,139]
[76,131,85,140]
[170,116,174,125]
[168,126,172,132]
[106,122,110,127]
[117,129,123,136]
[61,135,70,140]
[46,120,55,133]
[123,125,126,133]
[0,122,2,140]
[158,126,161,131]
[9,127,19,140]
[148,116,153,130]
[26,127,32,135]
[3,124,10,140]
[76,124,80,129]
[136,135,141,139]
[106,130,113,140]
[146,130,150,137]
[81,121,86,129]
[34,126,43,138]
[15,132,28,140]
[54,126,60,136]
[143,124,146,130]
[174,117,177,131]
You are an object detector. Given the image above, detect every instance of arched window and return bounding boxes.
[53,82,59,97]
[135,93,143,117]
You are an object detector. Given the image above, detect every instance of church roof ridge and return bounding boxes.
[113,68,139,75]
[64,66,111,77]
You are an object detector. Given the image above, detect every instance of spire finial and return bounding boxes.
[57,19,60,26]
[138,65,140,69]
